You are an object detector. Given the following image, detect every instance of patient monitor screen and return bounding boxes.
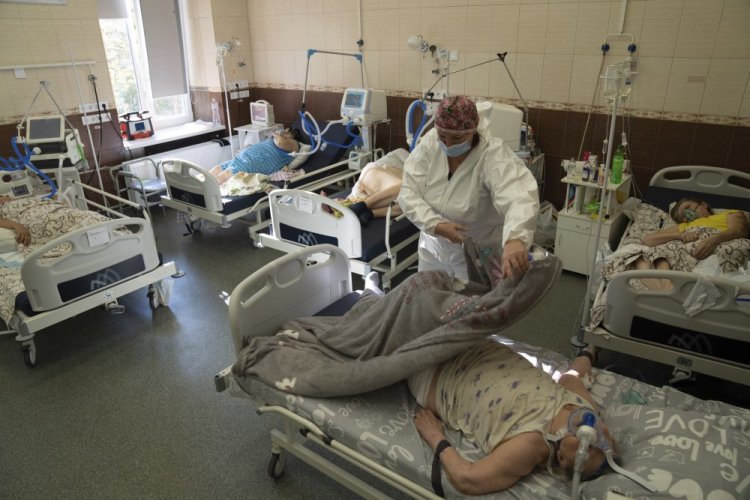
[26,116,65,144]
[344,91,366,110]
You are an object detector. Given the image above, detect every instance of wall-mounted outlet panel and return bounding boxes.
[239,90,249,98]
[79,102,108,113]
[237,80,249,88]
[230,91,239,100]
[82,111,112,125]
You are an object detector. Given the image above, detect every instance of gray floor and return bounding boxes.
[0,208,745,499]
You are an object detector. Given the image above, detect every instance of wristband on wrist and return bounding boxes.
[431,439,451,497]
[577,349,596,364]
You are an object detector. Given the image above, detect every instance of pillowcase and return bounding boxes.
[582,403,750,499]
[287,143,311,170]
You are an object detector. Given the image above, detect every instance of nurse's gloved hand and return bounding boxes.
[502,239,529,279]
[435,222,468,243]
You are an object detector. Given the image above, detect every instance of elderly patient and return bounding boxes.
[209,129,304,185]
[632,197,749,289]
[323,148,409,225]
[408,340,612,495]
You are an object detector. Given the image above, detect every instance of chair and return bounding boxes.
[108,158,167,217]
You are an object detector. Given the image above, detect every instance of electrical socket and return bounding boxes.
[238,90,249,98]
[79,102,108,113]
[82,111,112,125]
[230,91,239,100]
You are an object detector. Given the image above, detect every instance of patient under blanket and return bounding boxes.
[233,256,563,397]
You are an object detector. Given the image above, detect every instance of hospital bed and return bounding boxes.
[215,244,749,500]
[256,165,419,291]
[0,167,179,367]
[584,165,750,385]
[159,121,370,244]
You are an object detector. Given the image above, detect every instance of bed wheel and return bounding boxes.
[267,452,286,480]
[21,341,37,368]
[147,287,160,311]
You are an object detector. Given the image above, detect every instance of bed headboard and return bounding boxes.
[646,166,750,213]
[228,244,352,355]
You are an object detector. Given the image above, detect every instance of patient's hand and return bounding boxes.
[680,231,699,243]
[14,223,31,246]
[414,408,446,449]
[692,236,718,260]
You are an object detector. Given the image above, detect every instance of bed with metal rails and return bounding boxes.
[0,167,179,367]
[584,165,750,385]
[215,244,750,500]
[257,187,419,291]
[159,121,371,244]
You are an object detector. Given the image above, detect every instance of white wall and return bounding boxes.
[245,0,750,125]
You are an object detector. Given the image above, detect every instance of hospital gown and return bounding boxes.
[219,138,293,175]
[397,125,539,282]
[436,341,594,455]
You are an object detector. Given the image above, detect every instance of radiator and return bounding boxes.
[146,139,232,169]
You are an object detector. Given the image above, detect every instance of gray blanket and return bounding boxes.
[233,256,563,397]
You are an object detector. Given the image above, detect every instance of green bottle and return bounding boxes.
[611,145,624,184]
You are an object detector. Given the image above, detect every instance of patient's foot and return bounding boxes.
[364,271,384,296]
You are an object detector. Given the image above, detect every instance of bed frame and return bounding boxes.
[215,244,439,499]
[1,167,179,367]
[257,189,419,291]
[584,165,750,385]
[159,121,372,245]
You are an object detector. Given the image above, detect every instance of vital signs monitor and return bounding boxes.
[340,89,387,126]
[25,115,66,144]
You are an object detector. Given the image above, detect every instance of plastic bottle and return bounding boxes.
[611,144,624,184]
[210,98,221,126]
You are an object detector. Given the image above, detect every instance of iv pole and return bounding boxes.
[573,68,625,347]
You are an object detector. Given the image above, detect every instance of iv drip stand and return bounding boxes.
[573,75,623,348]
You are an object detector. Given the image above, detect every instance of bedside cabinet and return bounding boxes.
[553,174,631,276]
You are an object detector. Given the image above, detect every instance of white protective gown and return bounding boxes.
[397,123,539,282]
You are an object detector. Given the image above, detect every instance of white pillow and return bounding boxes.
[287,143,311,170]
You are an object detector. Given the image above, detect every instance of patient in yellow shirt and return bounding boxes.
[634,197,749,289]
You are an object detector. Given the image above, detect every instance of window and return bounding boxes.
[99,0,191,129]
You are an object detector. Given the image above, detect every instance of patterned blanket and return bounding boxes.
[233,256,563,397]
[590,201,750,326]
[0,198,112,324]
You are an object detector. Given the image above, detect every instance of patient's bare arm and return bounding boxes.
[414,408,547,495]
[692,211,749,260]
[0,217,30,246]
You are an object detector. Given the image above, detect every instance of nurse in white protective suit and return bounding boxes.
[397,96,539,282]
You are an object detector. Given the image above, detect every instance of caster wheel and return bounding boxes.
[21,343,37,368]
[190,219,202,232]
[267,452,286,480]
[147,288,159,311]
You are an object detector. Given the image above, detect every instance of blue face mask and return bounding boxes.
[683,208,698,223]
[439,139,472,157]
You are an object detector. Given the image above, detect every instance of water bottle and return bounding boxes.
[611,144,624,184]
[210,98,221,126]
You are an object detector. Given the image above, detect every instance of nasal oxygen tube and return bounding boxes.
[570,411,657,498]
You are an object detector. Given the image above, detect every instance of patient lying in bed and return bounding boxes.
[408,341,615,495]
[209,129,308,185]
[322,148,409,225]
[620,197,750,289]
